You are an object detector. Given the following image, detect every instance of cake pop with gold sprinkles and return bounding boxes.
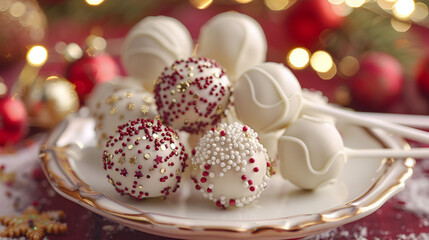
[102,118,188,199]
[154,57,232,134]
[93,88,158,146]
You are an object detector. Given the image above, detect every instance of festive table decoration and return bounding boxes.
[66,36,119,103]
[0,206,67,240]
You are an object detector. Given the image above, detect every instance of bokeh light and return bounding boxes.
[287,48,310,69]
[391,18,411,32]
[310,51,334,73]
[27,46,48,67]
[329,0,345,5]
[85,0,105,6]
[339,56,359,77]
[317,63,337,80]
[9,1,26,18]
[189,0,213,9]
[393,0,415,19]
[410,2,428,21]
[235,0,253,3]
[345,0,366,8]
[264,0,290,11]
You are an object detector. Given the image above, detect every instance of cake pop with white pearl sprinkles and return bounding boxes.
[102,118,188,199]
[191,122,271,208]
[154,57,232,134]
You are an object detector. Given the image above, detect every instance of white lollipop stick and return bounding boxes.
[345,147,429,159]
[358,112,429,129]
[302,98,429,144]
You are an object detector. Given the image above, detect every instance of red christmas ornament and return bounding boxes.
[0,96,28,145]
[66,53,119,103]
[415,56,429,98]
[284,0,344,48]
[349,52,404,111]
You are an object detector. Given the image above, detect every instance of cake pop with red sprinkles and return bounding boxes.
[154,57,232,134]
[102,118,188,199]
[191,122,271,208]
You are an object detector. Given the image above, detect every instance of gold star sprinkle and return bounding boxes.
[118,157,125,165]
[177,81,190,93]
[129,156,137,165]
[172,99,177,103]
[193,94,199,99]
[108,178,115,186]
[141,105,149,114]
[216,105,223,115]
[188,66,193,71]
[128,103,136,110]
[149,168,154,172]
[214,72,220,78]
[125,92,133,98]
[143,95,153,104]
[188,72,194,77]
[160,145,166,151]
[170,90,176,95]
[184,120,189,125]
[160,168,166,174]
[128,145,134,150]
[176,169,181,173]
[170,143,176,149]
[138,185,143,189]
[106,95,118,105]
[119,114,124,120]
[109,107,118,115]
[171,64,176,70]
[144,153,150,160]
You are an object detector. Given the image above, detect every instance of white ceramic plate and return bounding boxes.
[39,109,415,240]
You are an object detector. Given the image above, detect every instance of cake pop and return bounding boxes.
[93,88,158,146]
[102,118,188,199]
[234,62,429,144]
[122,16,193,91]
[154,57,232,134]
[197,12,267,81]
[191,122,271,208]
[278,116,429,190]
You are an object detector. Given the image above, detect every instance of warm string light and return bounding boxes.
[189,0,213,9]
[27,46,48,67]
[287,48,310,70]
[85,0,104,6]
[393,0,415,18]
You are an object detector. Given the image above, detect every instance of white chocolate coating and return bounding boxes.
[234,62,303,133]
[197,12,267,81]
[300,89,335,123]
[122,16,193,91]
[93,89,158,146]
[278,116,346,190]
[191,122,271,208]
[154,57,232,134]
[86,77,142,114]
[102,119,188,199]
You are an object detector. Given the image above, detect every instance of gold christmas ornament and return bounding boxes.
[23,75,79,128]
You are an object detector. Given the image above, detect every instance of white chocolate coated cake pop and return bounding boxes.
[234,62,429,144]
[87,77,142,115]
[233,62,302,133]
[122,16,193,91]
[154,57,232,134]
[278,116,345,190]
[191,122,271,208]
[278,116,429,190]
[93,89,158,146]
[197,12,267,81]
[102,118,188,199]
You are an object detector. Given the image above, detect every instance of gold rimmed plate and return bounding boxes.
[39,109,415,240]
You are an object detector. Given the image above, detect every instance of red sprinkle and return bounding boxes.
[243,126,248,132]
[253,167,259,172]
[229,199,236,205]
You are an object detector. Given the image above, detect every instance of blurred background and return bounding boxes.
[1,0,429,146]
